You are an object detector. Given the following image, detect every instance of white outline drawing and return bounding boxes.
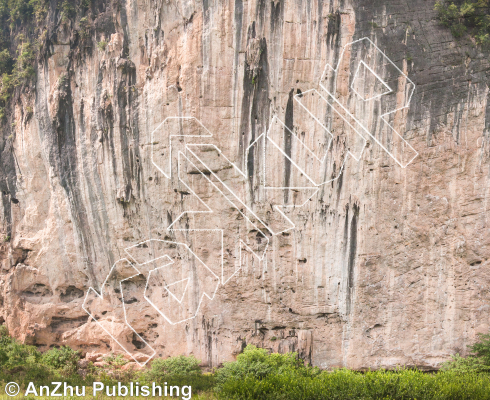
[165,278,189,304]
[153,119,272,282]
[82,259,156,366]
[319,37,417,169]
[351,60,393,101]
[150,116,213,180]
[137,240,220,325]
[83,37,418,362]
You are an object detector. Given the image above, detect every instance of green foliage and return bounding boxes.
[29,0,48,23]
[148,354,202,378]
[2,326,490,400]
[0,0,45,119]
[216,368,490,400]
[435,0,490,43]
[41,346,81,372]
[7,0,33,27]
[214,343,490,399]
[97,40,107,51]
[80,0,92,9]
[0,327,91,388]
[103,352,127,366]
[0,0,100,120]
[0,39,35,116]
[0,325,40,369]
[0,326,51,386]
[141,355,215,394]
[60,0,75,22]
[0,48,12,72]
[470,332,490,364]
[79,16,90,39]
[440,353,490,373]
[57,72,67,89]
[0,0,46,29]
[215,345,309,388]
[441,332,490,373]
[14,39,35,82]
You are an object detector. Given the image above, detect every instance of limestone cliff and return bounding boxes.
[0,0,489,370]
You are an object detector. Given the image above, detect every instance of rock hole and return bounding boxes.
[132,333,146,349]
[60,286,84,303]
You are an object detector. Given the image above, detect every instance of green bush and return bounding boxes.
[470,333,490,364]
[440,353,490,373]
[435,0,490,43]
[215,343,490,399]
[441,332,490,373]
[0,0,71,120]
[0,48,12,74]
[14,39,35,82]
[147,354,202,378]
[60,0,75,22]
[217,368,490,400]
[7,0,33,27]
[41,346,81,372]
[0,326,40,369]
[103,352,127,366]
[29,0,48,23]
[0,326,50,386]
[141,354,215,393]
[215,345,311,388]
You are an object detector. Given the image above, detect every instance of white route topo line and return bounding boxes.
[83,37,417,363]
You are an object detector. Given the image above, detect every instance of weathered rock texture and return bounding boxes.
[0,0,489,370]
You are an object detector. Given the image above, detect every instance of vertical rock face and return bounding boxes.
[0,0,489,370]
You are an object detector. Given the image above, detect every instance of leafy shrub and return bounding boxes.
[7,0,34,27]
[435,0,490,43]
[0,326,40,369]
[41,346,81,372]
[79,16,90,39]
[60,0,76,22]
[97,40,107,51]
[440,353,490,373]
[0,0,93,120]
[441,332,490,373]
[141,354,215,393]
[217,368,490,400]
[0,49,12,74]
[30,0,48,23]
[103,352,127,367]
[148,354,202,378]
[0,325,50,386]
[470,332,490,364]
[215,345,310,388]
[0,38,35,117]
[215,344,490,399]
[14,39,35,82]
